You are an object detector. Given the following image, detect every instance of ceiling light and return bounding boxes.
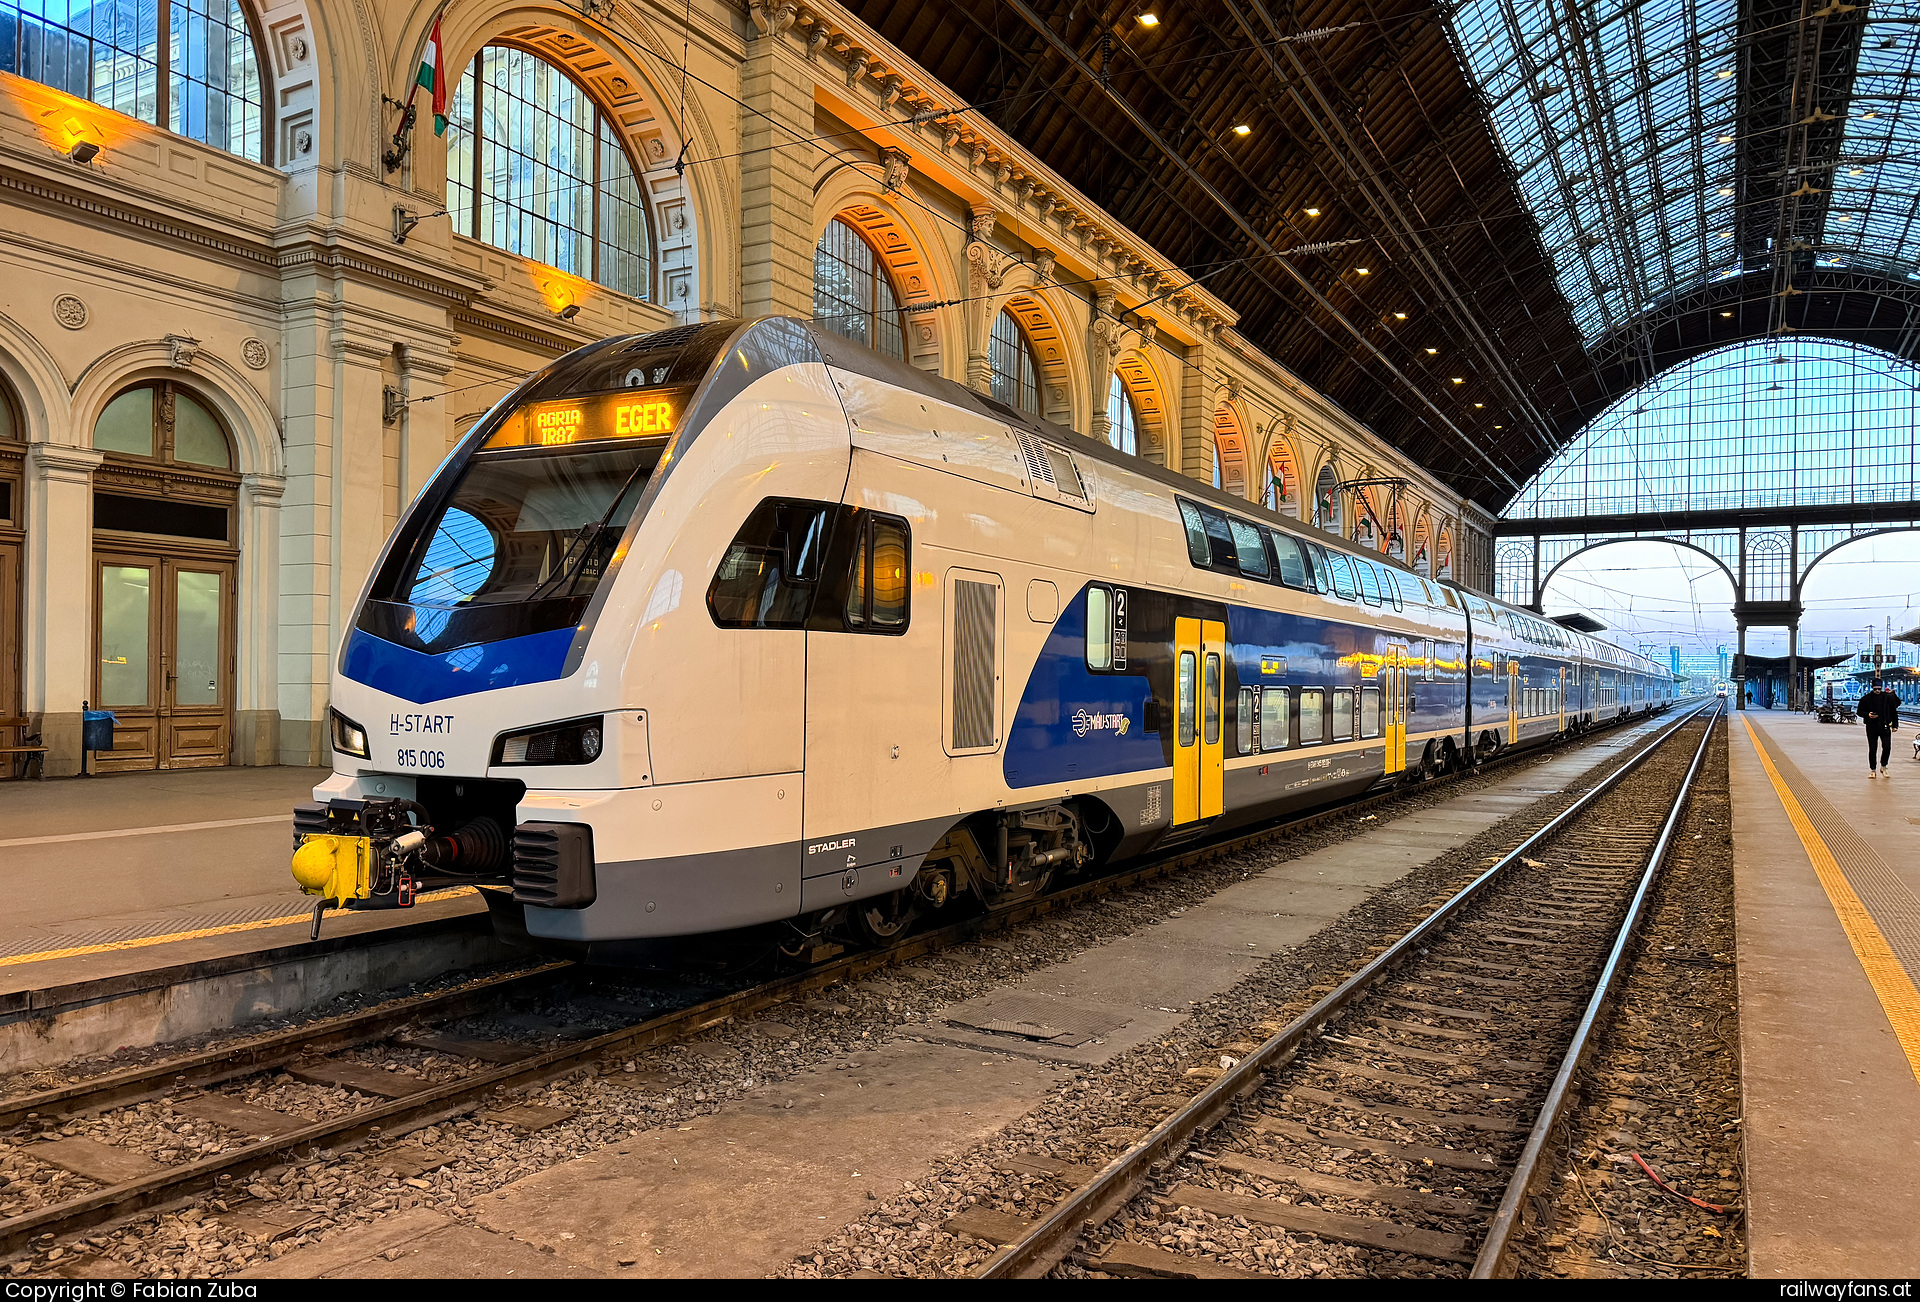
[1355,266,1369,274]
[1716,68,1733,79]
[1451,377,1464,384]
[1233,123,1251,136]
[557,303,582,321]
[1717,134,1734,143]
[1718,187,1734,195]
[67,140,100,164]
[1721,310,1733,317]
[1425,347,1438,354]
[1494,424,1504,429]
[1393,311,1407,319]
[1473,402,1483,408]
[1304,207,1321,217]
[1849,167,1864,176]
[1138,11,1159,24]
[1863,111,1879,119]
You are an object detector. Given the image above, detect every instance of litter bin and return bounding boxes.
[81,704,116,776]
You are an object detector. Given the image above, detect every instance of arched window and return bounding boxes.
[1314,465,1341,532]
[94,383,232,470]
[814,218,905,360]
[446,45,653,299]
[1106,374,1140,455]
[0,0,265,162]
[990,310,1040,416]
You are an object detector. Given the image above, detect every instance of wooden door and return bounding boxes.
[94,553,232,771]
[0,540,17,720]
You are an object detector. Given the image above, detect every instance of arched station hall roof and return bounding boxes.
[844,0,1920,510]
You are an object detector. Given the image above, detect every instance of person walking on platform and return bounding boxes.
[1859,680,1900,776]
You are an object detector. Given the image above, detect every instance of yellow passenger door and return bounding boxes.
[1383,648,1407,775]
[1172,617,1226,825]
[1507,658,1520,745]
[1201,620,1225,820]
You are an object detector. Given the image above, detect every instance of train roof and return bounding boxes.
[514,317,1663,676]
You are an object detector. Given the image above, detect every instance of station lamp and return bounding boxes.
[1355,266,1369,275]
[1303,207,1321,217]
[558,304,583,321]
[1451,377,1464,384]
[1393,311,1407,319]
[1425,347,1438,355]
[1233,124,1251,135]
[68,140,100,164]
[1138,12,1159,24]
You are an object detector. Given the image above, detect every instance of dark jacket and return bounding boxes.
[1859,689,1901,728]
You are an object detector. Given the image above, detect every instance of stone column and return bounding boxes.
[1177,339,1216,484]
[740,11,816,320]
[235,472,285,766]
[1088,289,1120,447]
[963,208,1001,394]
[23,443,103,775]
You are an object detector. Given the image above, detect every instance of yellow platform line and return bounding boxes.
[0,887,479,970]
[1742,715,1920,1086]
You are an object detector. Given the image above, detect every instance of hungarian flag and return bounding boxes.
[415,17,448,136]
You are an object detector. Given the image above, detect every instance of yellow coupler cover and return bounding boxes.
[291,834,373,906]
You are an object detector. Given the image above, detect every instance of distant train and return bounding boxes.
[289,317,1673,960]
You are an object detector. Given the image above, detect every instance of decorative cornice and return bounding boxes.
[795,0,1235,343]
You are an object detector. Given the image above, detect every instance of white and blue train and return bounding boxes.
[288,317,1674,959]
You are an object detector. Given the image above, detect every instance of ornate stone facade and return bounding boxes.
[0,0,1491,775]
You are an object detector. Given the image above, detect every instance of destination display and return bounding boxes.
[485,387,692,450]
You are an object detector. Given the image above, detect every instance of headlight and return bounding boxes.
[331,709,370,759]
[493,716,605,766]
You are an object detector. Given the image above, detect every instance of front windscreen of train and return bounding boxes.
[359,387,690,651]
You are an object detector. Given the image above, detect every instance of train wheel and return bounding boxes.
[849,889,922,945]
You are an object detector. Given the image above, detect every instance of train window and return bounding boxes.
[1424,639,1436,681]
[1325,552,1357,600]
[843,513,911,631]
[1177,652,1197,746]
[1204,653,1223,745]
[1298,688,1325,744]
[1378,564,1403,611]
[1260,687,1289,750]
[1178,501,1211,567]
[1361,686,1381,739]
[1354,561,1382,606]
[1238,687,1256,754]
[1086,585,1113,671]
[1332,688,1355,741]
[1305,541,1332,593]
[707,498,833,629]
[1230,518,1269,579]
[1267,531,1311,589]
[1196,506,1240,570]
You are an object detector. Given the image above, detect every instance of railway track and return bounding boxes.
[976,701,1720,1281]
[0,707,1691,1265]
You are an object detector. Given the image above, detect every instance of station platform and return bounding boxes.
[1730,711,1920,1276]
[0,768,490,1058]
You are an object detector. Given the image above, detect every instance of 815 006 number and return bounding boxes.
[396,749,445,769]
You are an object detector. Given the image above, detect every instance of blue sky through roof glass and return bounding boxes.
[1448,0,1743,343]
[1504,339,1920,518]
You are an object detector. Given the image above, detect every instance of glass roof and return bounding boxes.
[1447,0,1744,344]
[1824,1,1920,275]
[1503,339,1920,518]
[1448,0,1920,343]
